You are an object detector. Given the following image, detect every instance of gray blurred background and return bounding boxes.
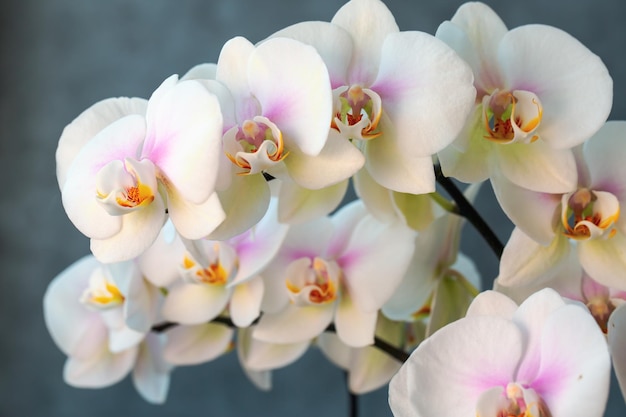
[1,0,625,416]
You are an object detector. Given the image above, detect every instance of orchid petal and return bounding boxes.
[584,121,626,199]
[331,0,399,86]
[352,168,397,224]
[253,301,334,344]
[608,303,626,404]
[181,63,217,81]
[236,328,272,391]
[278,179,348,225]
[161,282,229,325]
[327,199,369,259]
[248,37,332,156]
[317,332,352,370]
[495,139,577,194]
[427,274,477,337]
[371,31,476,157]
[230,277,264,328]
[64,345,137,389]
[498,25,612,149]
[163,323,234,366]
[56,97,147,188]
[242,330,309,372]
[335,291,377,347]
[143,77,223,204]
[132,333,171,404]
[137,221,186,288]
[167,188,225,240]
[216,37,256,114]
[466,289,518,319]
[578,234,626,291]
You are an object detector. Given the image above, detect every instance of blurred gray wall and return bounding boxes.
[1,0,625,416]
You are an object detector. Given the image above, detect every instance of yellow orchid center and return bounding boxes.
[286,258,339,306]
[331,84,383,140]
[561,188,620,241]
[95,158,157,216]
[80,268,125,309]
[482,90,543,144]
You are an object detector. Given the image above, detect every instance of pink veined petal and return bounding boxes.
[240,328,310,372]
[63,344,138,389]
[161,282,230,325]
[512,288,568,383]
[89,193,166,263]
[143,78,223,204]
[252,302,335,344]
[532,303,610,417]
[229,277,264,328]
[495,139,578,194]
[283,129,364,190]
[491,170,560,245]
[341,216,416,312]
[207,173,270,242]
[584,121,626,200]
[436,2,507,95]
[364,124,436,194]
[61,114,147,240]
[331,0,399,86]
[277,178,348,225]
[334,291,378,348]
[166,188,225,240]
[498,24,612,150]
[497,227,571,288]
[132,333,172,404]
[56,97,148,188]
[268,21,353,89]
[389,315,523,417]
[466,290,518,319]
[608,303,626,405]
[163,323,234,366]
[371,31,476,158]
[248,37,332,157]
[578,234,626,292]
[43,255,107,357]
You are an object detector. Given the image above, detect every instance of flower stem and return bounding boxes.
[434,163,504,259]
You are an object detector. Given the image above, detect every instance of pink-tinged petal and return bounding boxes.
[578,234,626,291]
[137,221,186,288]
[608,303,626,404]
[64,345,137,389]
[230,277,264,328]
[466,290,518,319]
[236,328,272,391]
[278,179,348,225]
[279,216,335,263]
[352,168,397,224]
[163,323,234,366]
[61,114,147,240]
[161,282,229,325]
[495,139,578,194]
[132,333,171,404]
[253,303,335,344]
[215,37,256,114]
[89,194,166,263]
[331,0,399,86]
[241,327,309,372]
[229,198,288,285]
[167,189,225,240]
[512,288,568,383]
[334,291,377,347]
[364,127,436,194]
[584,121,626,200]
[57,97,148,188]
[491,171,560,245]
[498,25,612,150]
[389,315,523,417]
[497,228,571,288]
[371,31,476,157]
[248,37,332,156]
[436,2,507,94]
[341,216,416,312]
[207,174,270,241]
[269,21,353,89]
[284,130,364,190]
[143,78,223,204]
[533,303,610,417]
[327,199,369,259]
[437,107,492,183]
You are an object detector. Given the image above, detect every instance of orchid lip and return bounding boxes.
[561,188,620,241]
[285,257,339,307]
[482,89,543,145]
[80,268,125,310]
[331,85,383,141]
[95,158,157,216]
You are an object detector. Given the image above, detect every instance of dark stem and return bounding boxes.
[434,163,504,259]
[345,371,358,417]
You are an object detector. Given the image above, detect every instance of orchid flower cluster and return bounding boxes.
[45,0,626,415]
